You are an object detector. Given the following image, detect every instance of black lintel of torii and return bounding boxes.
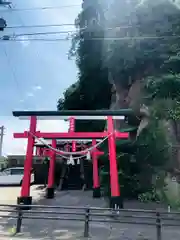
[12,109,134,119]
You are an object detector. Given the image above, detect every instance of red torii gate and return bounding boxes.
[28,116,105,199]
[13,110,131,209]
[35,138,104,199]
[69,117,104,198]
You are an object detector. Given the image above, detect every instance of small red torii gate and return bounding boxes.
[13,110,131,209]
[35,138,104,199]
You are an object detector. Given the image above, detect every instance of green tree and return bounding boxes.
[99,0,180,199]
[57,0,112,132]
[58,0,180,200]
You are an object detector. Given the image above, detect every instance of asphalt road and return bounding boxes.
[0,190,180,239]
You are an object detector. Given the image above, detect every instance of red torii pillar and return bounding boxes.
[92,139,101,198]
[107,116,123,208]
[46,139,56,199]
[69,117,76,152]
[17,116,37,208]
[46,117,75,198]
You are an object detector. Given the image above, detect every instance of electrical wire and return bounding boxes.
[10,1,46,61]
[1,34,180,43]
[0,4,81,12]
[6,24,136,30]
[10,29,180,38]
[10,1,26,33]
[4,24,138,36]
[0,38,69,42]
[2,45,23,98]
[6,23,75,29]
[82,35,180,41]
[2,2,29,106]
[2,26,135,42]
[13,30,76,37]
[2,3,179,41]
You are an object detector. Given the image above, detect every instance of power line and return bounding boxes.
[87,35,180,40]
[1,34,180,42]
[5,23,179,41]
[6,23,75,29]
[4,25,176,38]
[0,4,81,12]
[0,38,69,42]
[4,2,27,103]
[14,30,76,37]
[2,27,126,39]
[6,24,138,30]
[10,2,25,31]
[2,45,24,98]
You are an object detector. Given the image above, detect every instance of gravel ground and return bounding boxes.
[0,190,180,239]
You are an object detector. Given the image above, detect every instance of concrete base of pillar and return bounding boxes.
[17,196,32,210]
[93,187,101,198]
[46,187,55,199]
[109,196,123,209]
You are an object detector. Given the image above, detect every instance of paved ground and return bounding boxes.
[0,189,180,239]
[0,185,45,205]
[0,185,46,238]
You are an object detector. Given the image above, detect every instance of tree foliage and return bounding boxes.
[58,1,112,132]
[99,119,169,199]
[57,0,180,199]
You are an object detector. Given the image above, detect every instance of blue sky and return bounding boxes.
[0,0,82,155]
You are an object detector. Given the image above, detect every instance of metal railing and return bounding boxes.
[0,204,180,239]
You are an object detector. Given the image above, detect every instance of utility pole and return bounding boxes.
[0,126,5,157]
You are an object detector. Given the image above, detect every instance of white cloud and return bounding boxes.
[0,117,69,156]
[26,92,34,97]
[33,85,42,91]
